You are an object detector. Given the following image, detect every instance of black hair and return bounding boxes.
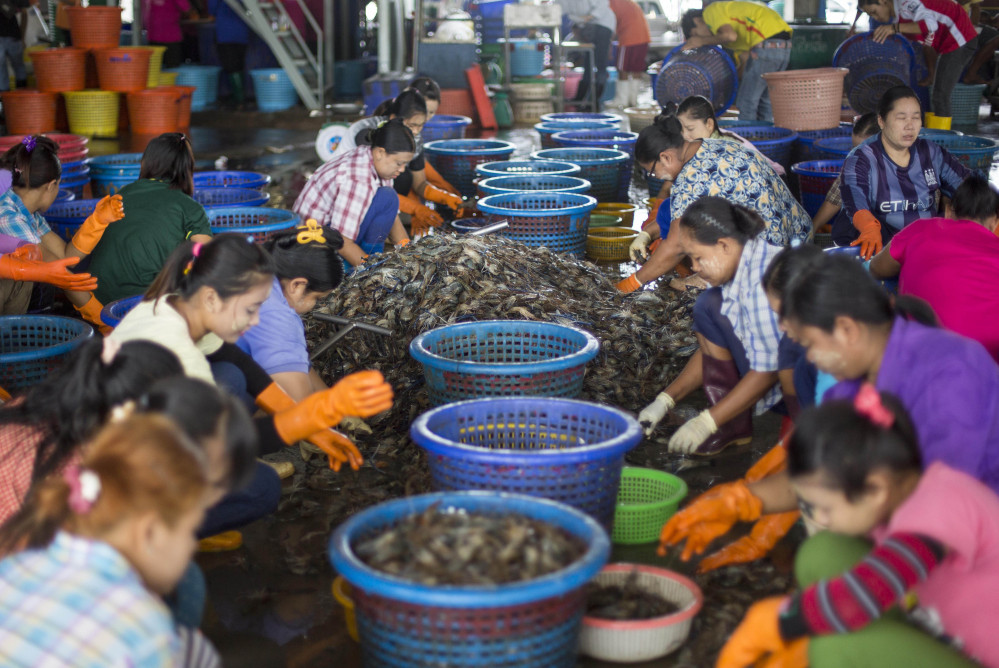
[877,86,921,120]
[0,339,184,484]
[781,254,938,330]
[262,223,345,292]
[634,114,685,163]
[141,377,257,491]
[681,9,703,39]
[407,76,441,103]
[762,244,824,298]
[951,173,999,223]
[145,233,277,302]
[358,117,417,155]
[677,95,720,133]
[372,88,428,121]
[1,136,61,189]
[139,132,195,196]
[678,196,765,245]
[852,112,879,138]
[789,392,921,501]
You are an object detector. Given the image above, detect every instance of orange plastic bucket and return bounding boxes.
[29,48,86,93]
[94,48,151,92]
[65,6,122,51]
[126,88,181,135]
[169,85,196,129]
[1,90,58,135]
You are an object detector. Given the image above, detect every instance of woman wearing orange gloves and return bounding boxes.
[0,235,99,313]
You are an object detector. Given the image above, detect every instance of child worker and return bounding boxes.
[716,388,995,668]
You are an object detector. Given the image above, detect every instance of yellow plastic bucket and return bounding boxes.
[140,45,167,88]
[158,71,178,87]
[332,576,359,642]
[62,90,119,138]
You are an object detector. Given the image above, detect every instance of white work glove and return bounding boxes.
[629,230,652,263]
[638,392,675,436]
[668,409,718,453]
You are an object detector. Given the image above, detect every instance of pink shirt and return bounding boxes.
[143,0,191,43]
[875,463,999,667]
[889,217,999,363]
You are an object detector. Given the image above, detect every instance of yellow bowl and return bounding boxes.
[594,202,638,227]
[332,576,359,642]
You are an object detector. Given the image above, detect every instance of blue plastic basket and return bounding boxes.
[832,34,918,114]
[477,174,591,197]
[424,139,517,199]
[411,397,641,531]
[919,134,999,175]
[250,68,298,112]
[422,114,473,142]
[193,188,270,208]
[730,126,798,169]
[477,192,599,255]
[55,188,75,203]
[718,119,774,128]
[791,160,843,217]
[91,173,137,197]
[795,125,851,162]
[45,199,101,240]
[62,161,89,177]
[655,45,738,114]
[475,160,581,179]
[328,490,609,668]
[534,120,618,149]
[813,135,853,159]
[0,315,94,395]
[646,174,666,198]
[540,112,622,125]
[99,294,142,328]
[550,129,638,153]
[510,48,545,77]
[449,216,492,233]
[824,245,899,293]
[951,83,986,127]
[164,65,222,111]
[87,153,142,176]
[409,320,600,405]
[193,171,271,190]
[207,207,300,241]
[58,176,87,199]
[531,147,631,202]
[919,128,963,137]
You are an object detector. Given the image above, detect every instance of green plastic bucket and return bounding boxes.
[611,467,688,545]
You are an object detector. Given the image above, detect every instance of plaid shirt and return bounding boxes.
[0,189,52,244]
[720,236,784,413]
[293,146,392,242]
[0,422,48,527]
[0,532,179,668]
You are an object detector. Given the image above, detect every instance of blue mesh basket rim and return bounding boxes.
[534,120,618,134]
[410,396,641,463]
[194,188,271,208]
[193,171,272,188]
[540,112,623,124]
[478,175,592,195]
[45,199,102,224]
[832,33,917,72]
[99,294,143,327]
[814,136,853,154]
[424,139,517,156]
[729,125,797,145]
[328,490,610,607]
[659,44,738,115]
[0,315,94,364]
[59,175,89,187]
[921,135,999,152]
[477,192,598,218]
[476,160,582,177]
[425,114,473,128]
[450,217,491,231]
[530,148,630,164]
[795,126,852,145]
[87,153,143,168]
[550,129,638,143]
[410,320,600,374]
[790,159,845,176]
[207,207,299,232]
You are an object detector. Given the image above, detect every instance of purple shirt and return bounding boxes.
[825,317,999,494]
[236,278,310,376]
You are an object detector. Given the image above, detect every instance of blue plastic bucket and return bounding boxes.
[250,68,298,112]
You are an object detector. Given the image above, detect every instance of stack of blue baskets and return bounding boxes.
[45,199,102,240]
[832,34,917,114]
[193,171,272,190]
[791,160,844,217]
[250,69,298,112]
[531,147,631,202]
[59,161,90,198]
[920,133,999,175]
[0,315,94,394]
[424,139,516,199]
[731,126,798,169]
[477,191,598,255]
[475,159,580,179]
[194,188,270,209]
[794,125,851,162]
[88,153,142,196]
[207,207,300,242]
[814,136,854,160]
[534,120,618,149]
[540,111,621,125]
[165,65,222,111]
[655,45,738,114]
[422,115,473,142]
[477,174,591,197]
[551,130,638,157]
[55,189,75,204]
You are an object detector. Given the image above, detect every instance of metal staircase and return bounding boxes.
[222,0,324,110]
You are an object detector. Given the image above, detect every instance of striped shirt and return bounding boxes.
[0,532,179,667]
[840,135,968,237]
[293,146,393,242]
[896,0,977,54]
[720,236,784,413]
[0,189,51,244]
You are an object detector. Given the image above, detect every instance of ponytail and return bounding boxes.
[358,117,416,155]
[678,196,765,245]
[0,135,61,190]
[262,221,345,292]
[372,88,427,121]
[144,233,277,302]
[407,76,441,103]
[634,113,684,163]
[139,132,195,196]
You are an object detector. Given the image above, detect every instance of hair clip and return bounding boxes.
[183,242,202,275]
[854,383,895,429]
[100,337,121,365]
[296,219,326,245]
[21,136,36,153]
[64,465,101,514]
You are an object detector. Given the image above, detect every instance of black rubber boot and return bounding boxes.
[694,354,754,456]
[228,72,245,107]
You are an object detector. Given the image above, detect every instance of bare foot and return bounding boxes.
[917,76,933,87]
[963,74,988,85]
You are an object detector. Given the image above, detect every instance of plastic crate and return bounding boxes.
[475,160,581,179]
[813,135,853,159]
[762,67,848,131]
[477,192,598,255]
[409,320,600,406]
[477,174,591,197]
[531,147,631,202]
[207,207,300,241]
[794,125,851,162]
[328,490,610,668]
[99,294,142,328]
[951,83,985,127]
[164,65,221,111]
[409,398,641,530]
[45,198,101,240]
[732,125,798,169]
[250,68,298,112]
[0,315,94,394]
[193,171,272,190]
[422,114,473,142]
[424,139,517,199]
[535,120,617,149]
[920,134,999,175]
[791,159,843,217]
[586,226,637,262]
[655,45,737,114]
[193,187,270,208]
[611,468,688,545]
[550,129,638,153]
[832,34,918,114]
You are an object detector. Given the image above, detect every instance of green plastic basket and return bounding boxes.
[588,213,624,229]
[611,467,688,545]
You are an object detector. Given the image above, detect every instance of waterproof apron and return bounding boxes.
[344,185,399,274]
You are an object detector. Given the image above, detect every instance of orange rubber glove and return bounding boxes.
[0,248,98,292]
[658,479,762,560]
[424,184,464,211]
[424,161,460,195]
[395,237,410,247]
[616,272,642,293]
[272,370,393,444]
[70,194,124,254]
[760,639,809,668]
[697,510,801,573]
[745,442,788,482]
[716,597,795,668]
[73,294,111,335]
[411,204,444,235]
[648,197,662,226]
[850,209,882,260]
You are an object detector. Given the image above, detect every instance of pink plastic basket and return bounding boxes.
[762,67,849,132]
